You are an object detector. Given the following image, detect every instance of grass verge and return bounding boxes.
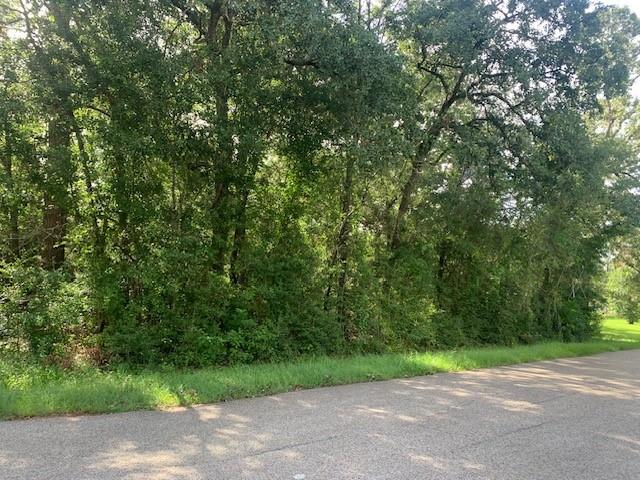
[1,317,639,420]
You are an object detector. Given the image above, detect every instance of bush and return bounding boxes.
[0,261,89,357]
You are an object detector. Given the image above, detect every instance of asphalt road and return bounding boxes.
[2,350,640,480]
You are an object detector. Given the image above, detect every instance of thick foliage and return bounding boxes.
[0,0,638,366]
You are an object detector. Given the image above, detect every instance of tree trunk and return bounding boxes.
[390,155,421,249]
[42,115,70,270]
[2,123,20,259]
[390,72,465,249]
[324,156,356,339]
[390,129,441,250]
[209,0,234,273]
[70,113,104,253]
[229,187,249,285]
[436,239,450,308]
[42,193,66,269]
[336,157,355,329]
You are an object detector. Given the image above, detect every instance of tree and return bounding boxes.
[386,0,635,249]
[0,0,638,365]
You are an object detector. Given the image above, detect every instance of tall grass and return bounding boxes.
[1,317,638,419]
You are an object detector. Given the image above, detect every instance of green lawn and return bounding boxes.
[601,317,640,343]
[1,317,639,420]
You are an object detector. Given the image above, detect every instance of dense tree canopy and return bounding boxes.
[0,0,639,366]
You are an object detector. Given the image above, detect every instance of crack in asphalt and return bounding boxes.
[237,434,343,460]
[458,419,555,450]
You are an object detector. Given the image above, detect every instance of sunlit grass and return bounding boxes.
[601,316,640,342]
[2,317,639,419]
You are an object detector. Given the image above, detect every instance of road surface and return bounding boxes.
[2,350,640,479]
